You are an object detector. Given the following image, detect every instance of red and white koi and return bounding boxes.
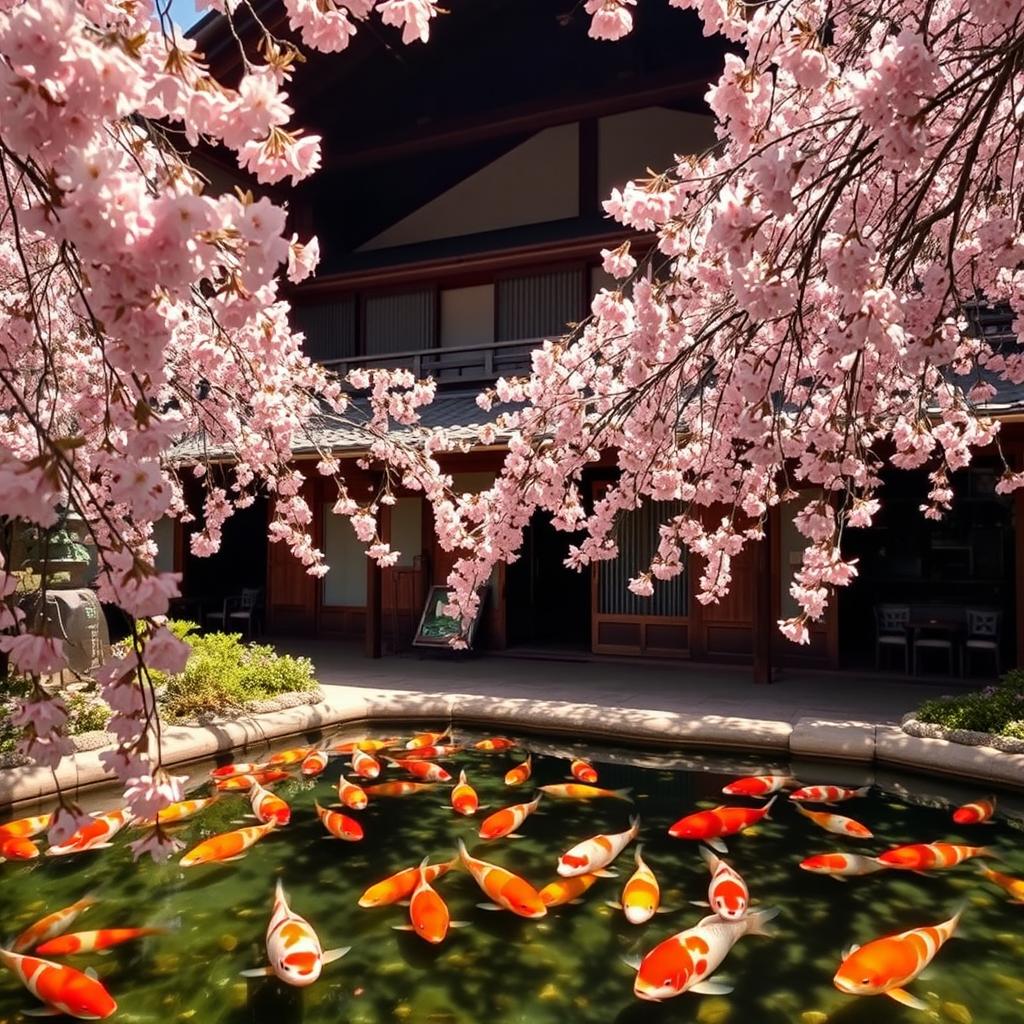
[180,821,276,867]
[300,749,330,777]
[977,863,1024,903]
[474,737,516,752]
[504,755,532,786]
[479,794,542,841]
[570,759,598,784]
[0,836,40,862]
[358,857,458,908]
[337,777,368,810]
[558,816,640,877]
[351,748,381,779]
[833,906,963,1011]
[0,948,117,1019]
[538,783,631,801]
[332,737,395,754]
[387,757,451,782]
[953,797,996,825]
[607,845,662,924]
[249,780,291,827]
[539,873,604,908]
[668,797,776,854]
[393,858,458,944]
[799,853,888,880]
[450,770,479,816]
[406,729,451,750]
[240,879,349,986]
[0,813,51,840]
[877,842,991,872]
[722,774,795,798]
[267,747,313,767]
[36,927,167,956]
[629,908,779,1001]
[46,809,134,857]
[211,762,267,779]
[789,784,870,804]
[697,847,748,920]
[457,839,547,918]
[363,781,438,798]
[400,744,462,761]
[215,769,289,792]
[794,803,873,839]
[314,801,363,842]
[12,896,98,954]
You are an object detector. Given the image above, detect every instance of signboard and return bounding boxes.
[412,585,487,649]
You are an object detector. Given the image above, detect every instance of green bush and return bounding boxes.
[915,671,1024,737]
[65,691,110,734]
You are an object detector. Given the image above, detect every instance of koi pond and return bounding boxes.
[2,728,1023,1024]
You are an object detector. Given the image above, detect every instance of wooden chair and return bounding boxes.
[205,588,264,638]
[963,608,1001,677]
[874,604,910,672]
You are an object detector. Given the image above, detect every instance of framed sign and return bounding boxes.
[412,585,488,649]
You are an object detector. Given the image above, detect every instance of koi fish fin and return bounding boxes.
[613,788,633,801]
[744,906,780,937]
[568,899,584,905]
[830,876,849,883]
[221,854,248,862]
[654,906,672,914]
[842,943,860,958]
[689,978,733,996]
[391,924,415,932]
[449,921,472,929]
[761,795,778,819]
[854,787,871,798]
[84,967,99,981]
[507,833,526,840]
[476,902,503,912]
[592,868,618,878]
[706,837,729,855]
[620,953,642,972]
[604,900,623,910]
[885,988,927,1011]
[239,966,275,978]
[397,901,411,908]
[690,900,710,908]
[698,846,721,872]
[21,1008,61,1018]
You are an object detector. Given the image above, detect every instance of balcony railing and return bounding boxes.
[320,337,541,384]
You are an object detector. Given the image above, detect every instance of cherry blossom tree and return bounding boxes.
[1,0,1023,857]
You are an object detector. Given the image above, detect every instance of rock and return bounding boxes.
[943,1003,972,1024]
[697,996,731,1023]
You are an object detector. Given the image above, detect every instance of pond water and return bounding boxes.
[1,729,1023,1024]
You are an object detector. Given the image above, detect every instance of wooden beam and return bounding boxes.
[752,512,776,684]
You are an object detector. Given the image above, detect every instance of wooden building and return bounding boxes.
[179,1,1024,678]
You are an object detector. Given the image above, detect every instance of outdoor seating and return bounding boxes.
[205,588,264,638]
[908,603,962,676]
[874,603,910,672]
[963,607,1001,677]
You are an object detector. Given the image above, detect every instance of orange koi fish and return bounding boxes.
[332,737,397,754]
[0,949,116,1019]
[393,857,456,944]
[794,803,873,839]
[539,873,604,907]
[215,769,289,792]
[570,759,598,784]
[877,842,990,872]
[474,737,516,752]
[12,896,98,954]
[696,847,747,920]
[136,795,220,828]
[450,770,480,816]
[301,750,330,777]
[180,821,276,867]
[668,797,776,854]
[406,729,451,750]
[607,845,662,924]
[722,774,795,798]
[800,853,888,880]
[249,781,291,827]
[351,748,381,779]
[241,879,349,986]
[386,757,452,783]
[457,839,547,918]
[629,908,779,1001]
[36,927,167,956]
[46,809,133,857]
[977,863,1024,903]
[833,906,963,1010]
[314,801,363,842]
[358,857,459,908]
[953,797,996,825]
[538,783,632,801]
[399,744,461,761]
[211,761,267,779]
[0,836,40,862]
[337,777,368,810]
[479,794,542,841]
[267,746,313,767]
[0,813,51,840]
[504,755,532,787]
[363,781,439,798]
[558,816,640,877]
[790,784,870,804]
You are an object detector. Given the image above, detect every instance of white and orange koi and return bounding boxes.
[877,842,990,872]
[135,796,219,828]
[332,737,397,754]
[0,948,117,1019]
[570,759,598,784]
[977,863,1024,903]
[790,784,870,804]
[833,906,963,1011]
[337,777,368,810]
[406,729,450,750]
[607,845,662,924]
[351,748,381,779]
[36,927,167,956]
[0,813,51,840]
[386,757,451,782]
[479,794,542,841]
[215,769,290,791]
[393,857,461,944]
[799,853,888,880]
[363,781,438,798]
[538,783,631,801]
[266,746,313,767]
[696,847,748,920]
[300,749,330,777]
[46,809,133,857]
[12,896,99,954]
[558,816,640,877]
[504,755,532,787]
[314,801,363,842]
[358,857,459,908]
[450,770,480,816]
[722,774,795,798]
[211,761,267,779]
[794,803,873,839]
[241,879,349,986]
[629,907,779,1001]
[0,836,40,862]
[249,781,291,827]
[953,798,996,825]
[539,873,604,907]
[457,839,546,918]
[474,737,516,752]
[180,821,276,867]
[400,744,461,761]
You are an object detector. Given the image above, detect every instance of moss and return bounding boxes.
[915,670,1024,737]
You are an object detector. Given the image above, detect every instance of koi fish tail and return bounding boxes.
[628,814,641,836]
[945,901,968,937]
[274,877,287,906]
[698,845,721,872]
[744,906,780,938]
[761,795,778,820]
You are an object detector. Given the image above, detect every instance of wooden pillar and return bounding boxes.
[752,512,775,684]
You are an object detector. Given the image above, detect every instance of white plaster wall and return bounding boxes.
[441,285,495,348]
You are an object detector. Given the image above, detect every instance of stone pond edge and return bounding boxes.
[2,689,1023,808]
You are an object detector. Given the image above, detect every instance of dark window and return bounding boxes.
[364,289,436,356]
[293,298,356,363]
[496,268,584,342]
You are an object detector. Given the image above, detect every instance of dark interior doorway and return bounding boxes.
[505,513,590,650]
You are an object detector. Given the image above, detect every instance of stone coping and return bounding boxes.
[2,687,1023,809]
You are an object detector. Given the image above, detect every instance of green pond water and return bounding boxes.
[2,729,1024,1024]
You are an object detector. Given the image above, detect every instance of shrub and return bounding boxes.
[915,671,1024,737]
[65,691,110,734]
